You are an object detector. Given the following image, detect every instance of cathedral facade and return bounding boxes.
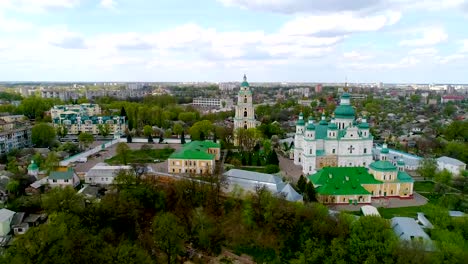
[294,93,373,175]
[234,74,256,131]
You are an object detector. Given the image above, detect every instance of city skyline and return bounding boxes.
[1,0,468,83]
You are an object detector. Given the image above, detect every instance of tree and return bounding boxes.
[78,132,94,150]
[236,127,261,152]
[304,182,316,202]
[172,123,183,137]
[43,151,59,173]
[120,106,127,117]
[159,133,164,143]
[127,133,132,143]
[32,123,56,148]
[6,156,20,175]
[116,142,130,165]
[297,175,306,193]
[435,169,452,185]
[189,120,214,141]
[443,103,457,117]
[58,142,80,155]
[267,150,279,165]
[143,125,153,137]
[181,130,186,144]
[56,124,68,139]
[97,123,111,138]
[6,179,20,196]
[265,164,280,174]
[417,158,437,180]
[153,212,186,264]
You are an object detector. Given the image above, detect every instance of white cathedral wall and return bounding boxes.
[324,140,338,155]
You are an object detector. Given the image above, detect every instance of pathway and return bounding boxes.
[278,154,303,182]
[329,192,429,212]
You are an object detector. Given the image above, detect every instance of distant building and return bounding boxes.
[41,89,79,101]
[436,156,466,176]
[192,97,233,109]
[372,144,422,170]
[0,115,32,154]
[85,163,132,185]
[0,208,16,236]
[168,141,221,175]
[315,84,323,93]
[441,95,464,103]
[47,167,80,188]
[219,82,237,92]
[391,217,433,250]
[51,103,126,136]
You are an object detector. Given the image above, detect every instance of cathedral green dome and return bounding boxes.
[296,112,305,126]
[241,81,249,87]
[334,105,355,118]
[328,123,338,130]
[341,93,351,98]
[358,122,370,129]
[369,160,396,171]
[28,160,39,171]
[306,122,316,130]
[397,159,405,166]
[381,148,389,154]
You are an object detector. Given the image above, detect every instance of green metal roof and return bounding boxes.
[28,160,38,171]
[169,140,220,160]
[315,123,328,139]
[358,122,370,129]
[381,148,389,154]
[328,122,338,130]
[296,113,305,126]
[49,167,74,180]
[241,81,249,87]
[369,160,396,171]
[341,93,350,98]
[334,105,355,118]
[309,167,381,195]
[306,122,315,130]
[397,159,405,166]
[397,171,414,183]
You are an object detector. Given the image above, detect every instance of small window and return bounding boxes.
[364,148,367,154]
[309,149,312,154]
[332,149,336,154]
[64,179,69,183]
[52,179,57,183]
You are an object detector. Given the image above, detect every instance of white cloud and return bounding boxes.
[439,54,466,64]
[342,56,419,70]
[399,27,448,46]
[408,47,438,56]
[100,0,117,10]
[461,39,468,52]
[0,0,81,13]
[280,11,401,37]
[0,13,33,32]
[343,51,373,60]
[40,26,87,49]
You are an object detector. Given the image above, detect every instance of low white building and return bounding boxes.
[436,156,466,176]
[47,167,80,188]
[223,169,303,202]
[85,163,132,185]
[391,217,433,250]
[373,144,422,170]
[0,208,15,236]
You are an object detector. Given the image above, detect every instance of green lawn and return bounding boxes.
[105,148,175,165]
[378,206,426,219]
[240,166,268,173]
[414,181,435,193]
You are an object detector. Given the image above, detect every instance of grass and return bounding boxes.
[105,148,175,165]
[240,166,268,173]
[378,205,427,219]
[414,181,435,193]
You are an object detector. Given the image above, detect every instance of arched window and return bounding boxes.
[244,111,247,117]
[310,149,312,154]
[244,96,247,103]
[364,148,367,154]
[244,124,247,129]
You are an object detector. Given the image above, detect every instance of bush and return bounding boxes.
[265,164,280,174]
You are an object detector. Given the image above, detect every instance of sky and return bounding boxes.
[0,0,468,83]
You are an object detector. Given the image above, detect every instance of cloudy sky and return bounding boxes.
[1,0,468,83]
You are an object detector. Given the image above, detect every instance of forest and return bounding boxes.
[2,170,467,264]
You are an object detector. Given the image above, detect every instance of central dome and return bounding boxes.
[334,105,355,118]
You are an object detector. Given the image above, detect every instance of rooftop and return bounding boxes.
[309,167,382,196]
[49,167,75,180]
[369,160,397,171]
[0,208,15,222]
[169,140,220,160]
[436,156,466,166]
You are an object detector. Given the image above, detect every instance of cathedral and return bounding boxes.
[294,93,373,174]
[234,74,256,131]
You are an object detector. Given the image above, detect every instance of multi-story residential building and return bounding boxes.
[168,141,220,175]
[192,97,234,108]
[0,115,32,154]
[50,104,101,119]
[41,89,79,101]
[51,103,126,136]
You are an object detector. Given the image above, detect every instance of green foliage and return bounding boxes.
[153,212,186,264]
[172,123,183,136]
[0,91,22,101]
[304,182,316,202]
[56,124,68,138]
[417,158,437,179]
[267,150,279,165]
[265,164,280,174]
[58,142,80,155]
[189,120,214,140]
[444,141,468,164]
[78,132,94,149]
[434,169,452,184]
[32,123,56,147]
[116,142,130,165]
[143,125,153,137]
[43,151,59,173]
[18,96,60,120]
[107,147,174,165]
[443,121,468,141]
[297,175,306,193]
[97,123,111,137]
